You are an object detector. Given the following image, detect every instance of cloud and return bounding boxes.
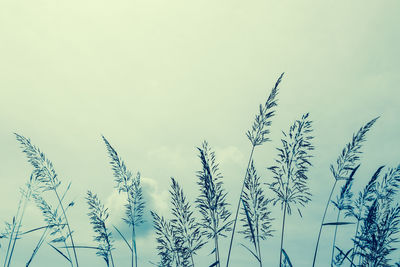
[104,176,169,239]
[216,145,245,165]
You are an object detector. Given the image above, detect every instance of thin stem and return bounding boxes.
[214,233,220,267]
[63,239,73,267]
[279,202,288,267]
[55,190,78,267]
[26,227,48,267]
[226,145,255,267]
[107,236,115,267]
[133,225,137,267]
[257,224,262,267]
[330,210,341,266]
[6,191,30,267]
[4,197,23,267]
[312,179,338,267]
[27,185,70,267]
[190,254,195,267]
[350,219,361,267]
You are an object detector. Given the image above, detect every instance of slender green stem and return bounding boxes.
[279,202,288,267]
[226,145,255,267]
[312,179,337,267]
[330,210,341,266]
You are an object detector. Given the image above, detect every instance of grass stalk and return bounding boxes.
[226,73,283,267]
[311,179,337,267]
[279,202,288,267]
[102,136,144,267]
[330,210,341,266]
[226,145,255,266]
[311,117,378,267]
[15,134,79,267]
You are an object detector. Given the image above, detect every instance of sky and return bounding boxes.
[0,0,400,266]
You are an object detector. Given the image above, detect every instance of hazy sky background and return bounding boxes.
[1,0,399,266]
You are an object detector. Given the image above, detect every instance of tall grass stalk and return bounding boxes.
[196,141,232,267]
[15,134,79,267]
[102,136,144,267]
[268,113,314,267]
[86,191,115,267]
[239,161,273,267]
[169,177,205,266]
[32,193,73,266]
[151,211,181,266]
[226,72,283,267]
[330,166,357,266]
[311,117,378,267]
[353,165,400,266]
[347,166,383,266]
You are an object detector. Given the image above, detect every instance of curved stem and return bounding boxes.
[226,145,255,267]
[312,179,337,267]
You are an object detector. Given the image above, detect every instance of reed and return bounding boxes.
[86,190,115,267]
[226,72,283,267]
[196,141,232,267]
[169,177,205,266]
[239,161,273,267]
[102,136,145,267]
[268,113,314,267]
[311,117,378,267]
[15,133,79,267]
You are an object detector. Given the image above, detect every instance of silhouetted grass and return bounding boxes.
[86,190,115,267]
[15,134,79,267]
[226,72,283,267]
[239,161,273,267]
[196,141,232,267]
[268,113,314,267]
[102,136,145,267]
[311,117,378,267]
[2,76,400,267]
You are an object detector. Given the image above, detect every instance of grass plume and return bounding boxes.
[268,113,314,267]
[196,141,232,267]
[311,117,379,267]
[170,177,205,266]
[15,133,79,267]
[226,72,284,267]
[86,191,115,267]
[102,136,145,267]
[239,161,273,267]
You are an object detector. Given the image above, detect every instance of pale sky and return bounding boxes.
[0,0,399,266]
